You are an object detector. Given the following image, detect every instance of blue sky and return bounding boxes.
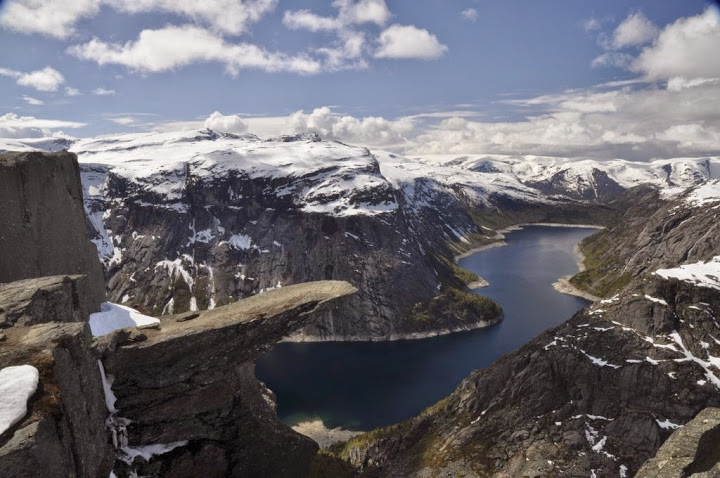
[1,0,719,160]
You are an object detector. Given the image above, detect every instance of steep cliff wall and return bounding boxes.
[0,151,106,309]
[0,150,358,477]
[337,183,720,477]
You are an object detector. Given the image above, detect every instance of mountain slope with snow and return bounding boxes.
[2,130,719,339]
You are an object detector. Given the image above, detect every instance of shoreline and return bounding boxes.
[282,315,503,343]
[291,419,363,449]
[285,223,602,344]
[455,222,603,292]
[552,243,600,302]
[453,222,603,263]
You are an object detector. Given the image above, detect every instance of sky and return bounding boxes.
[0,0,719,160]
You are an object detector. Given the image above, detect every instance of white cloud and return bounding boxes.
[111,0,277,35]
[283,10,342,31]
[591,52,634,69]
[68,25,322,75]
[92,88,116,96]
[0,68,21,79]
[339,0,391,26]
[0,112,86,138]
[204,111,248,134]
[0,0,276,38]
[283,0,391,31]
[410,79,720,159]
[283,1,450,70]
[0,66,65,92]
[21,95,44,106]
[65,87,81,96]
[109,117,135,125]
[583,17,602,32]
[592,8,720,84]
[633,7,720,81]
[461,8,478,22]
[286,106,413,147]
[375,24,447,59]
[612,12,658,48]
[0,0,100,39]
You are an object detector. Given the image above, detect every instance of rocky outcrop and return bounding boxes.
[0,275,99,328]
[0,149,359,477]
[571,184,720,297]
[337,184,720,477]
[0,151,106,309]
[0,321,115,478]
[1,280,356,477]
[99,281,356,477]
[637,407,720,477]
[337,275,720,477]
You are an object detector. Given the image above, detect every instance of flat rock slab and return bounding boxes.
[637,407,720,478]
[0,275,94,328]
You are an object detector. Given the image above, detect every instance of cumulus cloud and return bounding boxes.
[409,79,720,159]
[285,107,413,147]
[0,66,65,92]
[68,25,322,75]
[591,7,720,85]
[591,52,634,69]
[612,12,658,48]
[633,7,720,80]
[375,25,447,59]
[461,8,478,22]
[0,0,100,39]
[283,1,446,69]
[65,87,81,96]
[283,0,390,31]
[0,0,277,38]
[204,111,248,134]
[17,67,65,91]
[0,113,86,138]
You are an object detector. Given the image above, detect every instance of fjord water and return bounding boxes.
[255,226,595,431]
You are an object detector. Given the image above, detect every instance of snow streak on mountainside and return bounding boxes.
[1,129,719,340]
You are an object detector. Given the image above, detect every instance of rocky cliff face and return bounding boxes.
[5,134,718,341]
[637,407,720,477]
[571,181,720,297]
[336,182,720,477]
[0,151,358,477]
[0,151,106,308]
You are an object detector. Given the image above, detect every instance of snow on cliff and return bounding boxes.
[89,302,161,337]
[0,365,39,435]
[655,256,720,291]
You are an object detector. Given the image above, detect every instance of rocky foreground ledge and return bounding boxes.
[0,151,359,477]
[0,279,356,477]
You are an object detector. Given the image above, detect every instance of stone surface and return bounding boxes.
[637,408,720,478]
[0,321,115,478]
[101,281,356,477]
[0,275,95,328]
[0,151,105,310]
[338,187,720,478]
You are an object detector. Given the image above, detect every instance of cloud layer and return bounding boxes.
[2,0,446,76]
[0,113,86,138]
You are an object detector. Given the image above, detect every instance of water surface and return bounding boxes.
[255,226,595,430]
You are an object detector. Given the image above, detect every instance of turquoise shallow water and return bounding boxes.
[255,225,595,430]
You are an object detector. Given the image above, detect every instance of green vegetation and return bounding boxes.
[569,232,632,297]
[439,256,480,285]
[410,287,502,327]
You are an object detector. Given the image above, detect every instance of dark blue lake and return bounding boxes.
[255,226,596,431]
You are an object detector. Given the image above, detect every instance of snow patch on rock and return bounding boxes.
[0,365,40,436]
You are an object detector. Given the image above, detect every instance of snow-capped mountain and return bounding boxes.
[2,130,719,339]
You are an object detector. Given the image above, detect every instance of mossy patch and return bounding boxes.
[409,287,502,328]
